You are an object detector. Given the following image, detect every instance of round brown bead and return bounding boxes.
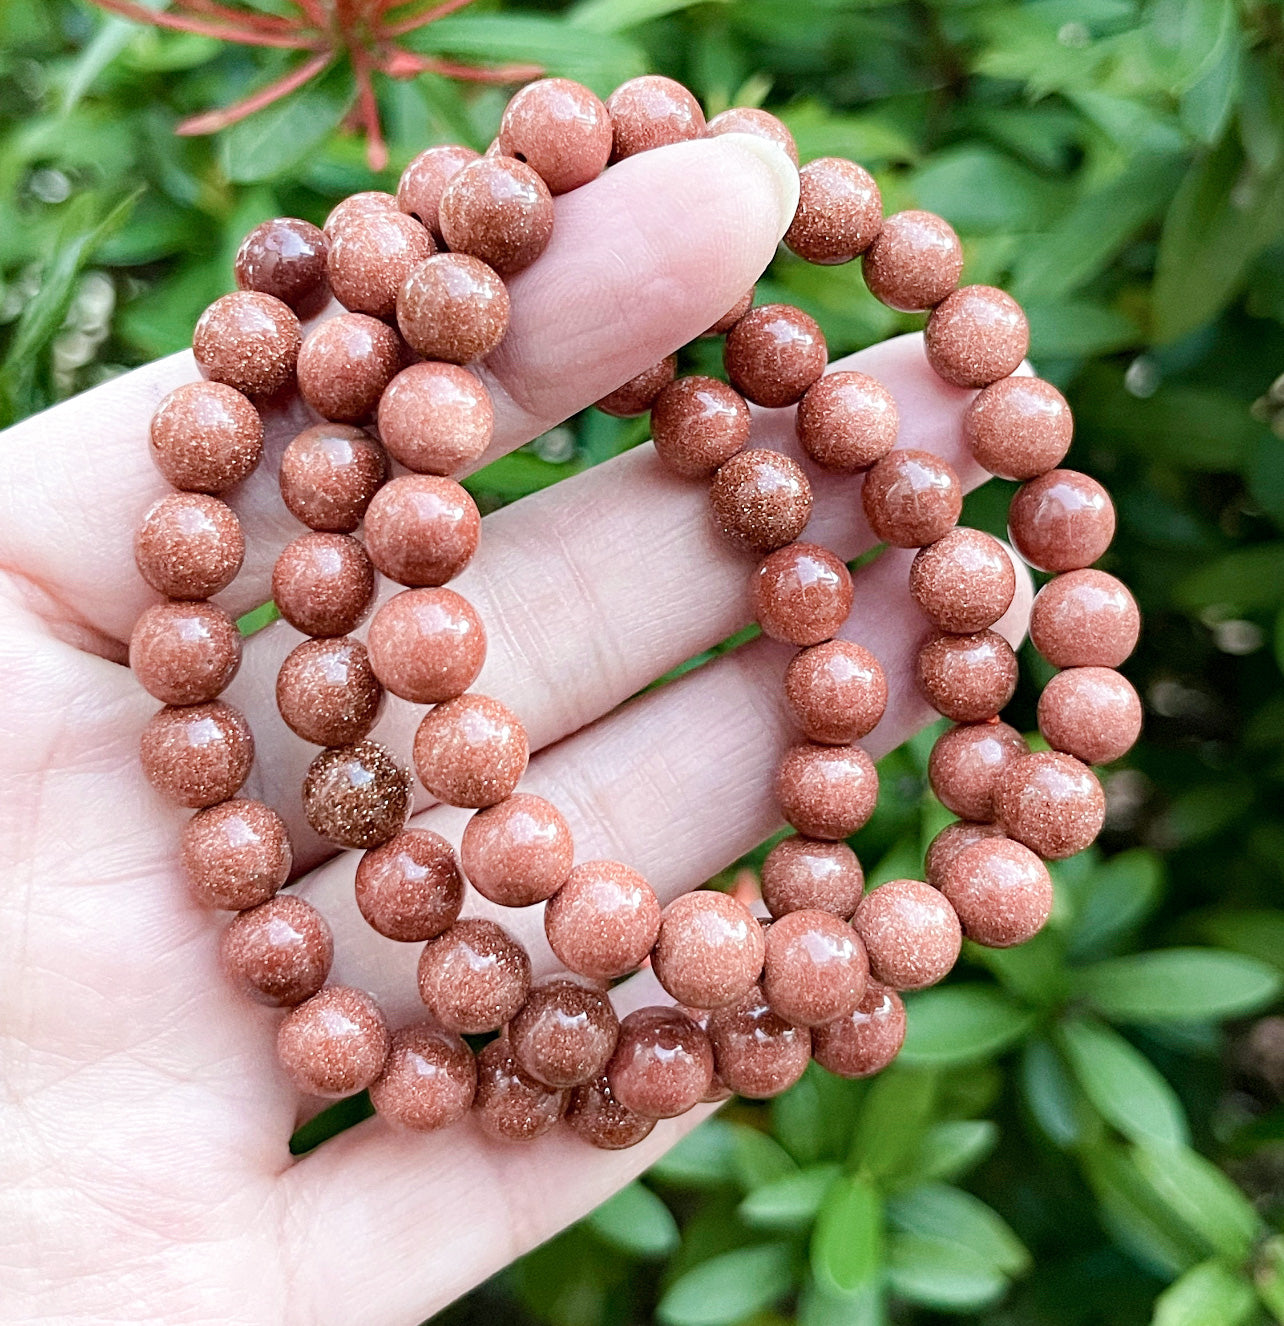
[1030,570,1140,669]
[271,532,374,638]
[776,742,878,840]
[302,740,411,849]
[369,1023,476,1132]
[928,720,1027,823]
[355,828,464,943]
[509,979,619,1088]
[607,1007,714,1119]
[396,253,510,364]
[140,701,253,808]
[275,636,382,747]
[606,75,705,159]
[193,291,300,398]
[784,639,886,744]
[652,890,765,1009]
[752,543,853,646]
[564,1073,656,1150]
[924,819,1006,890]
[763,908,868,1027]
[417,917,532,1034]
[704,288,754,337]
[149,381,263,494]
[785,157,882,265]
[910,528,1016,635]
[704,984,811,1098]
[129,601,241,706]
[852,879,961,991]
[461,793,574,907]
[413,694,528,808]
[235,217,330,318]
[796,371,898,472]
[499,77,613,194]
[996,750,1106,859]
[544,859,661,980]
[705,107,798,164]
[135,493,244,600]
[724,304,827,409]
[296,313,402,424]
[939,837,1053,949]
[364,475,480,589]
[474,1038,567,1142]
[276,985,390,1097]
[181,798,291,910]
[862,210,963,312]
[965,376,1073,481]
[220,894,333,1007]
[679,1005,734,1103]
[367,587,486,705]
[1038,666,1142,766]
[377,362,494,476]
[862,448,962,548]
[326,210,435,320]
[811,981,905,1078]
[397,145,480,240]
[1009,469,1116,573]
[324,190,398,238]
[439,156,554,276]
[650,375,751,478]
[279,424,387,533]
[761,835,864,919]
[916,629,1019,723]
[709,448,813,554]
[925,285,1029,389]
[596,356,677,418]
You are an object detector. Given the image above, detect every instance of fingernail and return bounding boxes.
[713,132,801,241]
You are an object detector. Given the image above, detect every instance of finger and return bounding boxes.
[0,135,798,650]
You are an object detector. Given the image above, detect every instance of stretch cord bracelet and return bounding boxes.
[128,74,1142,1147]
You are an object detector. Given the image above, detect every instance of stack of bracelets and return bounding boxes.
[128,74,1142,1147]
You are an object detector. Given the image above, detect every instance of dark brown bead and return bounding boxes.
[135,493,244,600]
[705,107,798,164]
[924,819,1006,889]
[964,376,1073,481]
[752,543,853,646]
[474,1038,567,1142]
[544,859,661,980]
[193,291,300,398]
[1009,469,1116,573]
[607,1006,714,1119]
[377,362,494,476]
[509,979,620,1089]
[181,798,291,910]
[302,740,411,849]
[366,588,486,705]
[925,285,1029,389]
[363,475,480,589]
[396,253,510,364]
[709,448,813,554]
[564,1072,656,1150]
[996,751,1105,859]
[461,793,574,907]
[938,837,1053,948]
[724,304,827,408]
[776,742,879,841]
[862,448,962,548]
[129,601,241,706]
[279,424,387,533]
[417,917,532,1034]
[499,77,613,194]
[271,532,374,638]
[276,985,390,1097]
[784,639,886,743]
[596,356,677,417]
[862,210,963,312]
[606,75,705,160]
[650,375,751,478]
[140,701,253,808]
[705,984,811,1098]
[910,528,1016,633]
[703,287,754,336]
[679,1006,734,1103]
[398,146,480,240]
[1038,666,1142,766]
[324,191,398,238]
[235,217,330,318]
[439,156,554,276]
[916,630,1019,723]
[763,908,868,1027]
[652,890,765,1009]
[853,879,961,991]
[369,1022,476,1131]
[326,210,435,320]
[413,694,528,808]
[811,980,905,1078]
[149,380,263,494]
[928,721,1028,823]
[296,313,402,424]
[784,157,882,265]
[796,371,898,472]
[1029,570,1140,669]
[761,835,864,919]
[220,894,333,1007]
[275,636,382,747]
[355,828,465,942]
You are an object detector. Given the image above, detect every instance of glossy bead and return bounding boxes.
[1009,469,1116,572]
[924,819,1006,889]
[996,750,1106,859]
[910,528,1016,633]
[704,288,754,336]
[724,304,827,408]
[275,636,382,747]
[499,77,613,193]
[301,740,412,849]
[775,742,878,840]
[474,1038,567,1142]
[279,424,387,533]
[796,371,898,472]
[650,375,751,478]
[355,828,464,942]
[193,291,300,398]
[763,908,868,1027]
[461,794,574,907]
[140,701,253,808]
[364,476,480,589]
[1038,667,1142,766]
[1030,570,1140,668]
[784,639,886,743]
[596,356,677,417]
[709,449,813,554]
[752,543,853,646]
[652,890,765,1009]
[680,1006,734,1102]
[271,532,374,637]
[149,381,263,494]
[398,145,480,239]
[220,894,333,1007]
[129,601,241,706]
[965,376,1073,480]
[564,1072,656,1149]
[606,75,705,159]
[324,190,397,238]
[761,835,864,919]
[916,630,1019,723]
[852,879,961,991]
[235,217,330,318]
[509,979,620,1088]
[326,209,434,320]
[544,860,661,980]
[705,984,811,1098]
[135,493,244,600]
[439,156,554,276]
[939,837,1053,948]
[396,253,510,364]
[413,694,528,808]
[607,1007,714,1118]
[276,986,390,1097]
[928,721,1027,823]
[366,587,486,705]
[181,798,292,910]
[785,157,881,265]
[377,362,494,476]
[369,1023,476,1132]
[811,981,905,1078]
[862,448,962,548]
[296,313,402,424]
[925,285,1029,389]
[417,917,532,1033]
[705,107,798,164]
[862,210,963,312]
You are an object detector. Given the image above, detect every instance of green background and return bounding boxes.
[5,0,1284,1322]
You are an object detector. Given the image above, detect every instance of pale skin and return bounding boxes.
[0,135,1031,1325]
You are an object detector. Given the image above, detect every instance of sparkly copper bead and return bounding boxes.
[355,828,464,942]
[193,291,300,398]
[763,908,868,1027]
[363,476,480,589]
[752,543,854,646]
[650,375,751,478]
[276,986,390,1097]
[181,798,291,910]
[509,979,620,1089]
[704,288,754,336]
[964,376,1073,481]
[220,894,333,1007]
[271,532,374,638]
[928,721,1028,823]
[775,742,878,841]
[996,750,1105,859]
[327,210,435,320]
[862,449,963,548]
[149,381,263,495]
[369,1023,477,1132]
[606,1006,714,1119]
[302,740,412,849]
[652,890,765,1009]
[279,424,387,533]
[461,793,574,907]
[413,693,528,808]
[811,981,906,1078]
[1009,469,1116,573]
[796,371,898,473]
[135,493,244,600]
[140,701,253,808]
[366,587,486,705]
[761,835,864,919]
[705,107,798,164]
[916,629,1019,723]
[474,1038,567,1142]
[852,879,961,991]
[910,528,1016,635]
[925,285,1029,389]
[396,253,510,364]
[296,313,402,424]
[862,210,963,312]
[784,639,887,744]
[377,362,494,476]
[924,819,1006,889]
[1029,570,1140,669]
[705,984,811,1099]
[499,77,613,194]
[606,75,705,159]
[564,1072,656,1150]
[1038,666,1142,766]
[276,637,382,747]
[724,304,828,409]
[544,859,662,980]
[235,217,330,318]
[784,157,882,265]
[938,837,1053,949]
[596,356,677,418]
[439,156,554,276]
[324,190,397,238]
[129,601,241,706]
[417,917,532,1034]
[397,145,480,240]
[709,448,813,554]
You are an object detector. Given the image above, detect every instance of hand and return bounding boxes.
[0,135,1029,1326]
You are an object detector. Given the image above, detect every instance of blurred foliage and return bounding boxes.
[6,0,1284,1323]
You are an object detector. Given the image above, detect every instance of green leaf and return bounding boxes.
[910,143,1062,233]
[898,986,1037,1067]
[463,450,582,502]
[849,1066,936,1178]
[1132,1143,1261,1260]
[1176,544,1284,613]
[1152,1260,1256,1326]
[657,1244,797,1326]
[1020,1037,1093,1150]
[885,1233,1009,1312]
[237,601,280,637]
[586,1183,680,1258]
[740,1165,841,1230]
[909,1120,999,1185]
[649,1118,740,1188]
[1067,849,1165,959]
[1025,300,1141,359]
[1073,948,1283,1022]
[733,1126,798,1191]
[811,1175,882,1296]
[887,1183,1029,1277]
[798,1280,884,1326]
[1254,1235,1284,1322]
[1201,910,1284,972]
[567,0,723,33]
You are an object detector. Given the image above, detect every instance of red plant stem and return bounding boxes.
[350,46,388,171]
[170,0,299,32]
[403,55,542,82]
[89,0,320,48]
[379,0,479,39]
[289,0,333,29]
[176,50,335,133]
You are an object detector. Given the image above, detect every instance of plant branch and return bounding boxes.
[175,50,334,132]
[87,0,319,48]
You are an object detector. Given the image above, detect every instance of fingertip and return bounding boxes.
[697,131,801,244]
